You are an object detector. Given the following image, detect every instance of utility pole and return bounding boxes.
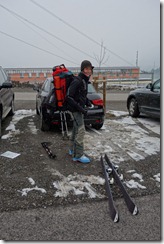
[136,51,139,86]
[153,61,155,70]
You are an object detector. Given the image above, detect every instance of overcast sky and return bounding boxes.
[0,0,160,70]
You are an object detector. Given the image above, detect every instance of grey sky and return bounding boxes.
[0,0,160,70]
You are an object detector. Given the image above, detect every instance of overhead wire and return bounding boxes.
[1,6,79,64]
[0,3,95,60]
[30,0,134,66]
[18,18,79,64]
[0,30,78,65]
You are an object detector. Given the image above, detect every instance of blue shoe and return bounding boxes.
[73,155,90,164]
[69,149,74,156]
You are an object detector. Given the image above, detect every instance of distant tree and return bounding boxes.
[94,40,109,77]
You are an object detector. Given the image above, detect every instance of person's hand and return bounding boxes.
[83,110,87,116]
[82,108,87,115]
[86,99,92,107]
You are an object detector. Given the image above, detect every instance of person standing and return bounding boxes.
[66,60,94,164]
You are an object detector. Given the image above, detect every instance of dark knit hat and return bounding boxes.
[81,60,94,71]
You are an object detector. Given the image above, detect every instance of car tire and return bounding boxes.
[8,99,15,116]
[40,108,50,131]
[128,98,140,117]
[36,103,40,115]
[92,122,103,130]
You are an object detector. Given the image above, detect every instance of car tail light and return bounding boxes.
[52,121,60,125]
[96,119,101,123]
[92,99,103,106]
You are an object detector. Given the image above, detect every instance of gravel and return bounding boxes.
[0,100,160,213]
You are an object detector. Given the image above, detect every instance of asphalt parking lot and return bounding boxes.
[0,89,160,241]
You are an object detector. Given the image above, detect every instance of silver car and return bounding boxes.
[0,66,14,138]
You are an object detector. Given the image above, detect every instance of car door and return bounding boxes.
[36,78,51,111]
[141,79,160,117]
[147,79,160,115]
[0,68,12,118]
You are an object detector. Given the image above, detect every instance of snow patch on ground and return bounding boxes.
[17,173,105,199]
[28,119,38,134]
[18,186,46,196]
[135,137,160,155]
[153,173,160,183]
[3,109,160,197]
[126,150,145,161]
[131,173,144,182]
[53,172,105,198]
[18,177,46,196]
[85,116,160,162]
[2,109,36,139]
[106,110,128,117]
[138,118,160,135]
[27,177,35,186]
[113,116,136,125]
[125,170,146,189]
[124,179,146,189]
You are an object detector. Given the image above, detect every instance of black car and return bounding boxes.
[127,79,160,118]
[0,66,15,138]
[34,77,105,131]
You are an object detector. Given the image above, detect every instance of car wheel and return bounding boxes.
[0,110,2,138]
[92,122,103,130]
[40,108,50,131]
[36,102,40,115]
[128,98,140,117]
[8,99,15,116]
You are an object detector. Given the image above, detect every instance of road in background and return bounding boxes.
[14,90,128,112]
[15,91,129,101]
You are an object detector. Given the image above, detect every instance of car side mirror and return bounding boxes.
[146,83,152,89]
[0,82,12,89]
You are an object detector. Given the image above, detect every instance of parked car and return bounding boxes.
[0,66,15,138]
[127,78,160,118]
[34,77,105,131]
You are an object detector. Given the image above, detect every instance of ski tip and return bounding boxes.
[100,156,104,163]
[49,154,57,159]
[132,205,139,215]
[113,212,119,223]
[104,153,108,159]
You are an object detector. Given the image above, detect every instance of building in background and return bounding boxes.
[4,66,140,85]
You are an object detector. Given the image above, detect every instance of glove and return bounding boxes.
[79,107,87,115]
[66,96,88,115]
[83,109,88,116]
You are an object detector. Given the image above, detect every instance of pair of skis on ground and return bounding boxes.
[41,141,139,223]
[101,154,138,223]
